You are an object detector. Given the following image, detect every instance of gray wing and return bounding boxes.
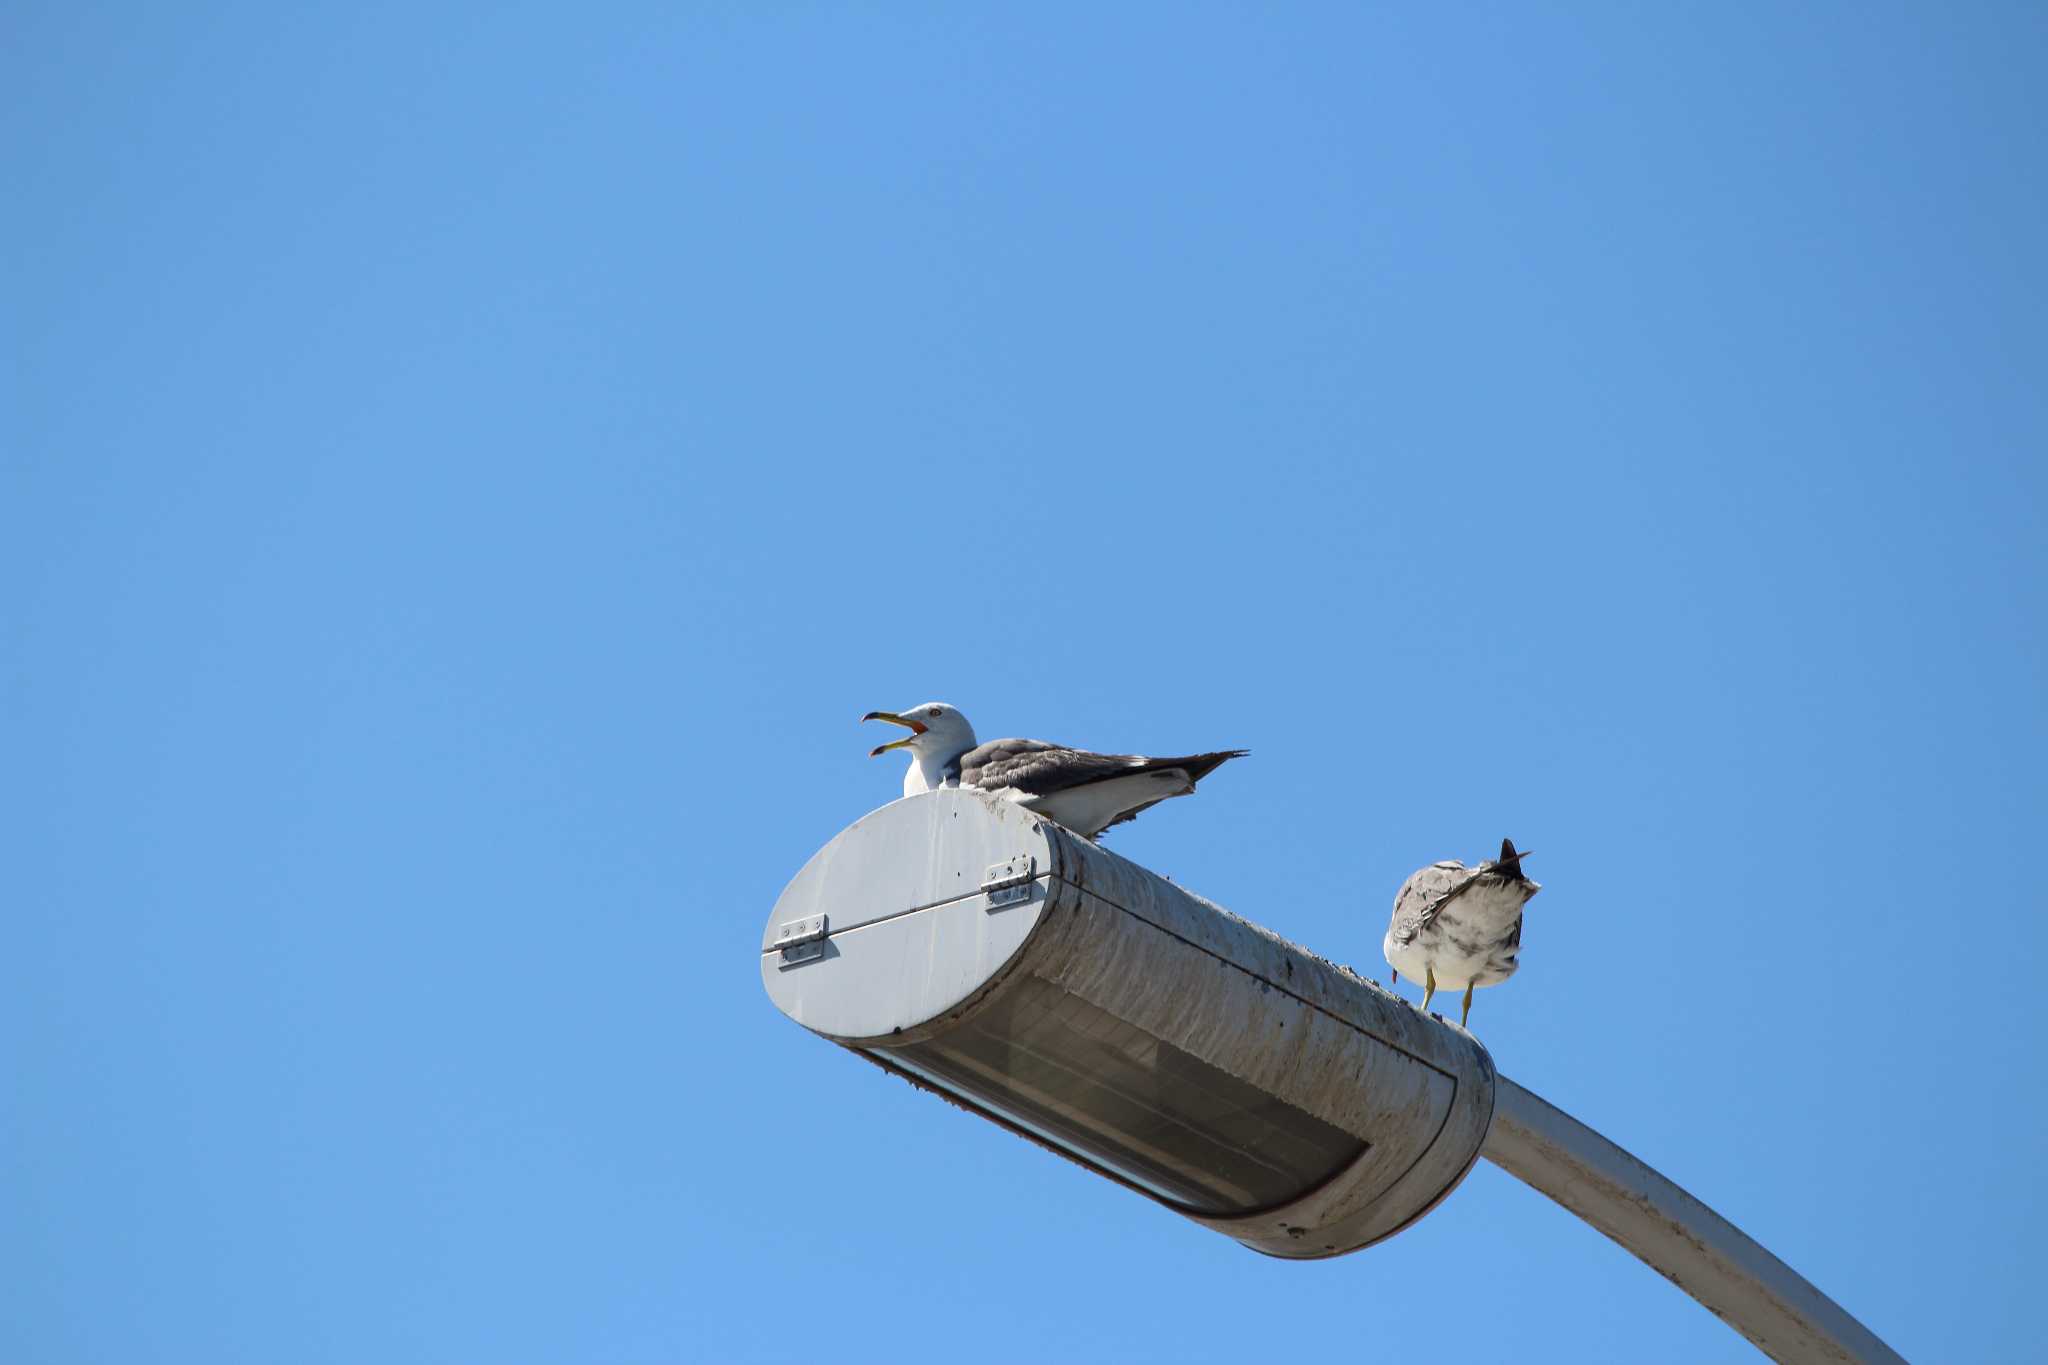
[957,739,1149,796]
[1388,861,1478,947]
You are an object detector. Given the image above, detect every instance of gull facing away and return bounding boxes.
[1382,839,1541,1029]
[861,702,1247,841]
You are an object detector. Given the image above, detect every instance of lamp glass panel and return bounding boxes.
[880,974,1365,1214]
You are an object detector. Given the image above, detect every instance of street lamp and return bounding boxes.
[762,790,1902,1362]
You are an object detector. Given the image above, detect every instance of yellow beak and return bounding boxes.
[861,709,927,757]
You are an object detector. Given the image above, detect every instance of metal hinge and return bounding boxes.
[982,855,1036,908]
[773,913,828,966]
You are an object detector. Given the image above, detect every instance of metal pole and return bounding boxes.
[1482,1077,1906,1365]
[764,794,1911,1359]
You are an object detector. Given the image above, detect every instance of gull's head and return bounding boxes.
[861,702,977,761]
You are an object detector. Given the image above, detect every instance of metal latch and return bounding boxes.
[982,855,1036,908]
[773,913,828,966]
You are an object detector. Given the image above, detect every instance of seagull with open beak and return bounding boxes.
[861,703,980,795]
[860,702,1247,841]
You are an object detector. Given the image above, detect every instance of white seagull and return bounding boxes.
[860,701,1247,840]
[1383,839,1541,1028]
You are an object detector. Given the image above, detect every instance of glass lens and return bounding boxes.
[878,974,1365,1213]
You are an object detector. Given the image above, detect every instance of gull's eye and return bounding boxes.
[927,708,941,717]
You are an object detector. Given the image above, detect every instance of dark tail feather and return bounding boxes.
[1145,749,1249,784]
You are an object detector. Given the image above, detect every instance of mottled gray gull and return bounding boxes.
[1383,839,1541,1028]
[860,701,1247,840]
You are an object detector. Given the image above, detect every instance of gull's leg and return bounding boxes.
[1390,969,1399,986]
[1420,965,1436,1015]
[1460,983,1475,1029]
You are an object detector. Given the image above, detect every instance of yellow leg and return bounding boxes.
[1420,965,1436,1014]
[1460,982,1474,1029]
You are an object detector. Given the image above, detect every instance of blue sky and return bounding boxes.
[6,4,2043,1361]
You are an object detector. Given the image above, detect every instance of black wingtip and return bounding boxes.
[1188,749,1250,782]
[1500,838,1518,862]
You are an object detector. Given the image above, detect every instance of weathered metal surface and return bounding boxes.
[761,792,1052,1043]
[981,854,1036,908]
[762,791,1906,1353]
[761,792,1056,950]
[1483,1078,1905,1365]
[1011,824,1497,1256]
[760,788,1498,1259]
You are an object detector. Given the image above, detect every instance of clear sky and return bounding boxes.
[6,4,2043,1362]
